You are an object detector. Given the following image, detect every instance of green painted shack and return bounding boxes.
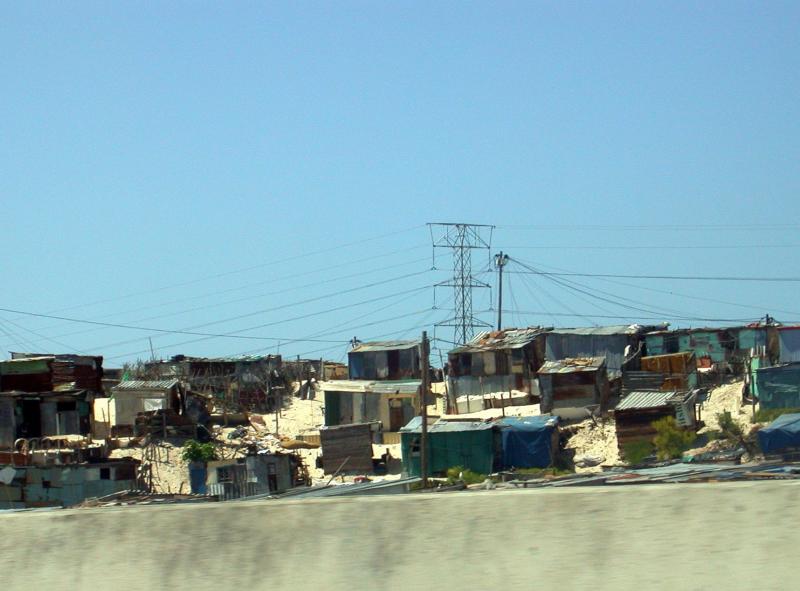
[644,328,734,366]
[755,363,800,410]
[400,417,499,477]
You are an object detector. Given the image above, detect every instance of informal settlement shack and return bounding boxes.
[0,353,141,509]
[320,341,422,434]
[446,327,547,401]
[537,357,610,414]
[544,325,664,379]
[145,354,283,411]
[614,390,699,457]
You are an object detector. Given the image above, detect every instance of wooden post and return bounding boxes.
[420,331,430,488]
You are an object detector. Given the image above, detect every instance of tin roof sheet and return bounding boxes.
[350,340,419,353]
[614,390,682,411]
[112,379,180,391]
[400,416,495,433]
[320,379,421,395]
[449,327,547,354]
[548,325,663,336]
[538,356,606,374]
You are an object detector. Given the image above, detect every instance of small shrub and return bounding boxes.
[181,440,218,463]
[717,411,744,440]
[652,416,696,460]
[622,440,653,465]
[445,466,486,485]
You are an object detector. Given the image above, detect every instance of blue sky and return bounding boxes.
[1,2,799,365]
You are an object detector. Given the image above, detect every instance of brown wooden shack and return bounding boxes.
[614,390,698,457]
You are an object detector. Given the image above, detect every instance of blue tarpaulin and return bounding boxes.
[497,416,558,469]
[757,413,800,455]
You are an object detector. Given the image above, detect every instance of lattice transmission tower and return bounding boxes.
[429,223,495,346]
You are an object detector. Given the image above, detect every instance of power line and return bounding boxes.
[18,245,431,333]
[497,244,800,250]
[496,223,800,231]
[26,224,427,316]
[42,255,433,341]
[504,270,800,282]
[510,258,729,322]
[0,306,349,345]
[500,310,758,323]
[539,262,800,318]
[101,284,434,360]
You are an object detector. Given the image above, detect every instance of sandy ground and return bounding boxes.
[565,418,620,471]
[110,386,405,491]
[698,379,753,432]
[110,442,192,494]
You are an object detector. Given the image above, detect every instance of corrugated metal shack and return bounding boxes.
[400,417,499,477]
[1,354,104,393]
[623,352,698,394]
[777,326,800,363]
[755,363,800,410]
[321,379,420,432]
[319,422,380,474]
[0,389,94,448]
[348,340,421,380]
[0,460,139,509]
[95,379,184,437]
[614,390,698,456]
[644,328,734,368]
[207,452,295,499]
[145,354,283,412]
[537,357,610,413]
[544,325,665,380]
[446,327,547,399]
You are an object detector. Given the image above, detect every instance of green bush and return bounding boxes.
[652,416,696,460]
[181,440,218,463]
[717,411,744,440]
[754,407,800,424]
[622,440,653,465]
[445,466,486,485]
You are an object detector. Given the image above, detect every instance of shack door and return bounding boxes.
[389,399,405,431]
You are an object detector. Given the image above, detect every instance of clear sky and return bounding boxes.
[2,2,799,365]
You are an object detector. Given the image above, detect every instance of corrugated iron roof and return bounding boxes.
[320,379,421,394]
[350,340,419,353]
[614,390,682,411]
[449,327,546,354]
[548,324,664,336]
[538,356,606,374]
[400,416,494,433]
[112,379,180,391]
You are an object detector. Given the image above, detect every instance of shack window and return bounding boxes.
[409,436,421,455]
[100,468,111,480]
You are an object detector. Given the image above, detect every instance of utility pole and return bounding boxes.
[420,330,430,488]
[495,251,509,330]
